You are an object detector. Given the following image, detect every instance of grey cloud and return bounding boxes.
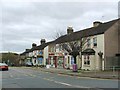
[1,1,118,53]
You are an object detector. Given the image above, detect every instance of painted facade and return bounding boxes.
[81,34,104,70]
[20,18,120,71]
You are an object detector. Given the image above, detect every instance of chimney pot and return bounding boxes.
[67,26,73,34]
[25,49,30,52]
[41,39,46,44]
[93,21,102,27]
[32,43,37,48]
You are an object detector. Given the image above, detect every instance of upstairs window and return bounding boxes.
[87,38,91,47]
[50,47,54,52]
[39,51,43,55]
[50,47,53,52]
[93,37,97,47]
[59,45,62,51]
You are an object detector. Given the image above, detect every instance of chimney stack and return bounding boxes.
[25,49,30,52]
[93,21,102,27]
[67,26,73,35]
[41,39,46,45]
[32,43,37,48]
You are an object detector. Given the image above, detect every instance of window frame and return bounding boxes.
[93,37,97,47]
[87,38,91,47]
[84,55,90,65]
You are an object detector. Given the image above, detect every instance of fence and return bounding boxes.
[94,56,120,78]
[104,56,120,71]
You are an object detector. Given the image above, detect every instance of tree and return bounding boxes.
[1,52,19,66]
[62,41,80,64]
[61,37,88,68]
[53,27,89,69]
[53,29,66,39]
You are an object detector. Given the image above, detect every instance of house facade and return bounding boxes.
[104,20,120,70]
[20,39,51,67]
[52,19,119,70]
[48,43,64,68]
[20,49,31,66]
[20,18,120,71]
[31,40,52,66]
[81,34,104,70]
[80,19,119,70]
[53,27,81,69]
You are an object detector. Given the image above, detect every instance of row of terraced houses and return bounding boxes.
[20,18,120,71]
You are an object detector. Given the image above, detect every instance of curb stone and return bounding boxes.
[35,68,119,80]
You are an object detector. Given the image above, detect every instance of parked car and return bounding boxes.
[25,62,33,67]
[0,63,9,71]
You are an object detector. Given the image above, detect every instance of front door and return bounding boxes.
[54,56,57,68]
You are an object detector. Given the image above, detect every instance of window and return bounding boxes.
[39,51,43,55]
[93,37,97,47]
[84,55,90,65]
[87,38,91,47]
[56,44,59,49]
[50,47,55,52]
[59,45,62,51]
[52,47,54,52]
[84,55,87,64]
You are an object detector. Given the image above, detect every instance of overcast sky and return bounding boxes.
[1,0,119,54]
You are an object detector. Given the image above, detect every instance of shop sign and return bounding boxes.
[39,51,43,55]
[49,53,54,56]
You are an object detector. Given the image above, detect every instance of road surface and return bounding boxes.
[1,67,119,89]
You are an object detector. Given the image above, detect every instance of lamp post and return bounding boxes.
[98,51,103,57]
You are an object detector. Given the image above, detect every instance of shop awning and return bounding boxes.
[81,48,95,55]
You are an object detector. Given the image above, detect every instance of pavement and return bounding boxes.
[31,66,120,80]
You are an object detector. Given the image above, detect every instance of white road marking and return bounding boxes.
[43,78,53,81]
[54,81,89,88]
[28,74,36,77]
[9,75,13,78]
[58,74,68,76]
[43,77,89,88]
[54,81,72,86]
[45,72,48,73]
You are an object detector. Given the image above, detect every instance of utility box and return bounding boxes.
[72,64,78,72]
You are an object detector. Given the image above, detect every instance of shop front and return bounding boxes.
[48,52,64,68]
[37,56,43,65]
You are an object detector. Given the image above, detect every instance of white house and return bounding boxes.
[53,19,120,71]
[20,18,120,71]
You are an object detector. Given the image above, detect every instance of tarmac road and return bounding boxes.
[1,67,119,89]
